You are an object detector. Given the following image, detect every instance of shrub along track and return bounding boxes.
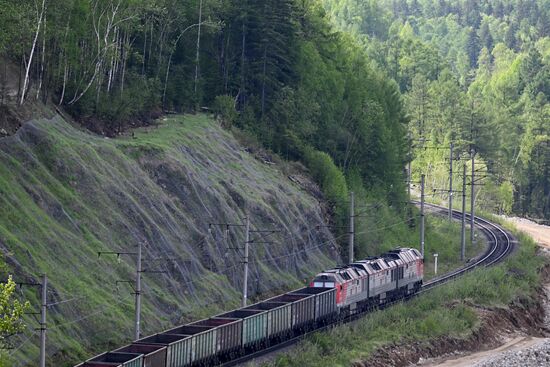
[221,204,516,366]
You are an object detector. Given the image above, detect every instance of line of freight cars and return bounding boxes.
[76,288,335,367]
[76,248,423,367]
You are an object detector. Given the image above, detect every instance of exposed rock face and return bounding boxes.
[0,114,337,366]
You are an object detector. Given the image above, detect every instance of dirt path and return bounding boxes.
[417,217,550,367]
[503,217,550,248]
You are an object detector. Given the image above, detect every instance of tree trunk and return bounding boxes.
[147,22,153,71]
[107,28,117,93]
[162,22,207,110]
[20,0,47,105]
[163,52,173,110]
[36,14,46,101]
[261,45,267,118]
[142,18,147,76]
[194,0,203,95]
[239,22,246,108]
[121,31,129,94]
[59,62,68,105]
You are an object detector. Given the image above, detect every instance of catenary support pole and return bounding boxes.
[134,241,142,340]
[449,141,454,221]
[408,130,412,201]
[420,174,426,258]
[471,151,475,244]
[242,216,250,307]
[349,191,355,263]
[40,274,47,367]
[461,164,467,261]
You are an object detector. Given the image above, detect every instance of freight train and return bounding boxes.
[76,247,423,367]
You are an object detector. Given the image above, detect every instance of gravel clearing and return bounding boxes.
[473,339,550,367]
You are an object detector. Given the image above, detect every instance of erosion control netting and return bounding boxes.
[0,115,337,365]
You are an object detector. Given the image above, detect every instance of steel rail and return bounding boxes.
[421,203,514,291]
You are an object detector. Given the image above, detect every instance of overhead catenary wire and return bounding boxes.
[23,217,380,352]
[49,295,133,332]
[249,233,346,266]
[28,217,409,353]
[102,217,355,294]
[57,223,337,321]
[353,218,412,236]
[9,331,38,356]
[47,295,88,308]
[186,218,411,292]
[167,228,345,292]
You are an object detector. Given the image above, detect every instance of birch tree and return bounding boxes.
[19,0,46,105]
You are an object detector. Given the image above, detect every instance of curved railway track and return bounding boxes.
[421,203,516,291]
[221,204,517,366]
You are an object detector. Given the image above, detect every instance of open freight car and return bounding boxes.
[114,343,167,367]
[134,333,192,367]
[75,352,142,367]
[217,309,267,351]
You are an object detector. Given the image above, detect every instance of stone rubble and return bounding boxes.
[473,339,550,367]
[474,274,550,367]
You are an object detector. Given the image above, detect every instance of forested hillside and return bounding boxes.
[0,2,417,363]
[323,0,550,219]
[0,0,410,238]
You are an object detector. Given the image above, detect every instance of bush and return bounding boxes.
[213,95,237,129]
[304,148,348,205]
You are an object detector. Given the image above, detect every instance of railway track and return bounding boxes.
[421,203,516,291]
[221,204,516,367]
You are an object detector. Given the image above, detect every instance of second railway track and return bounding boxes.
[223,203,517,366]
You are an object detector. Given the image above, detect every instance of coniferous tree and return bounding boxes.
[479,22,494,51]
[463,0,481,28]
[467,28,482,68]
[505,22,519,50]
[495,2,505,18]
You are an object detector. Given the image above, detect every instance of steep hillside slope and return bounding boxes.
[0,114,336,366]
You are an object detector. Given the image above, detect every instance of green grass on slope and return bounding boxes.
[0,114,337,366]
[267,228,545,367]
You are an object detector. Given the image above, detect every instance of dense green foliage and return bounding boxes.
[1,0,412,255]
[323,0,550,219]
[0,276,29,365]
